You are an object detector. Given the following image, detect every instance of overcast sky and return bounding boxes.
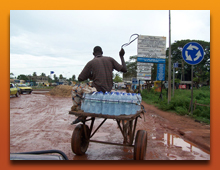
[10,10,210,80]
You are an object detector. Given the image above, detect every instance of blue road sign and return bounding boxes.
[137,57,166,64]
[173,63,179,68]
[182,42,204,65]
[156,64,165,81]
[132,78,138,85]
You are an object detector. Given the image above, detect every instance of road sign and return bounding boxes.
[173,63,179,68]
[137,73,151,77]
[132,78,138,85]
[182,42,204,65]
[137,76,151,80]
[156,64,165,81]
[137,57,166,64]
[137,35,166,80]
[138,35,166,59]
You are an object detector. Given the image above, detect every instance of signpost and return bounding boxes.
[136,35,166,100]
[182,42,204,114]
[137,35,166,80]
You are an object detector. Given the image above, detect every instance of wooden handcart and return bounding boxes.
[69,109,147,160]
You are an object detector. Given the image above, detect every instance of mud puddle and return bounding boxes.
[152,132,210,160]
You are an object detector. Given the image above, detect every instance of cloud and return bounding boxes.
[10,54,85,78]
[10,10,210,79]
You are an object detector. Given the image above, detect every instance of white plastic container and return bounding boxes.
[95,92,103,114]
[102,92,110,115]
[115,92,121,116]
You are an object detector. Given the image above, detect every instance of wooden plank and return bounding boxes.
[69,110,143,121]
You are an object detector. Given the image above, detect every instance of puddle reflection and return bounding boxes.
[153,133,210,160]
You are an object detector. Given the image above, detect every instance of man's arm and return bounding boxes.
[119,48,127,73]
[78,62,92,81]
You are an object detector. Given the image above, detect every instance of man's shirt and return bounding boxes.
[78,56,123,92]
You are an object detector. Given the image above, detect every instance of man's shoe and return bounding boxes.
[71,116,85,125]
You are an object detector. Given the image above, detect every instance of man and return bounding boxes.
[78,46,127,93]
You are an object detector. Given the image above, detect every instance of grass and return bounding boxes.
[141,86,210,124]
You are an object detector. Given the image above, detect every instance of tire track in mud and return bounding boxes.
[10,94,73,154]
[134,109,167,160]
[28,96,73,151]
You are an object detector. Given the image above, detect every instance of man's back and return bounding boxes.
[78,46,127,93]
[78,56,123,92]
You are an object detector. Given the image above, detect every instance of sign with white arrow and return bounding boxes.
[182,42,204,65]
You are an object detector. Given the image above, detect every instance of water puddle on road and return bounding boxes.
[152,133,210,160]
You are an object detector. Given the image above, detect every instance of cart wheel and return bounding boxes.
[71,124,90,155]
[134,130,147,160]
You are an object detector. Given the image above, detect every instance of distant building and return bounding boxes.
[10,79,25,84]
[27,75,49,84]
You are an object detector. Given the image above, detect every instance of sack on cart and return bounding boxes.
[71,83,96,111]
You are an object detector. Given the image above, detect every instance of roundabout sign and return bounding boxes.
[182,42,204,65]
[181,42,204,114]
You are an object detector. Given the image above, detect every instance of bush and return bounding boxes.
[141,88,210,124]
[175,106,188,115]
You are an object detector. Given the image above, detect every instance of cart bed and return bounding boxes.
[69,110,143,121]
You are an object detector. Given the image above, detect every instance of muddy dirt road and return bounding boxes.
[10,92,210,160]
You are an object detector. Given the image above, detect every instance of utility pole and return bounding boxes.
[168,10,172,103]
[173,65,175,96]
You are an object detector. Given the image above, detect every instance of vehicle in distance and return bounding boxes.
[10,83,20,97]
[17,84,33,94]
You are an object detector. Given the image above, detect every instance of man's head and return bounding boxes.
[93,46,103,57]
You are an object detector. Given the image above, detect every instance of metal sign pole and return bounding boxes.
[168,10,172,103]
[191,65,193,114]
[173,66,175,96]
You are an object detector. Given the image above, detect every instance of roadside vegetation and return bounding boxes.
[32,85,55,90]
[141,86,210,124]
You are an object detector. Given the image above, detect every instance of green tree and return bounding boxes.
[17,74,29,81]
[113,73,123,83]
[41,73,46,77]
[33,72,37,76]
[59,74,64,79]
[123,55,137,79]
[48,77,52,83]
[53,74,58,82]
[72,75,76,81]
[165,39,210,86]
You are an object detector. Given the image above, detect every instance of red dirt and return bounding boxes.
[10,91,210,160]
[141,102,210,152]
